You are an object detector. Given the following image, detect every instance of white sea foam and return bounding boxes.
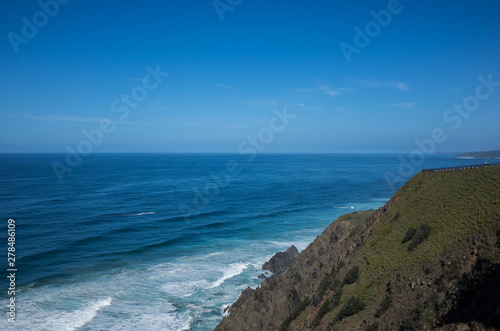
[4,235,316,331]
[101,301,193,331]
[206,251,224,257]
[135,211,156,215]
[221,304,231,317]
[41,297,112,331]
[160,279,210,297]
[209,263,249,289]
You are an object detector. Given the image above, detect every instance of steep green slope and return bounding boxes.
[215,165,500,331]
[359,165,499,276]
[319,165,500,330]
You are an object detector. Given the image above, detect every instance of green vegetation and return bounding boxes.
[310,298,331,328]
[401,224,432,251]
[400,306,423,330]
[390,212,400,222]
[337,210,374,226]
[357,166,500,280]
[343,265,360,285]
[335,295,366,321]
[369,223,395,248]
[294,167,500,330]
[401,227,417,244]
[407,224,432,252]
[293,271,302,283]
[374,295,393,317]
[313,265,337,305]
[279,297,310,331]
[400,293,441,329]
[330,286,343,309]
[327,166,500,329]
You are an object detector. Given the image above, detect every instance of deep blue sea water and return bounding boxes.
[0,153,489,330]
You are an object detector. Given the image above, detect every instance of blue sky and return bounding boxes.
[1,0,499,153]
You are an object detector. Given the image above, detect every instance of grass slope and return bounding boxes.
[359,165,500,277]
[291,165,500,330]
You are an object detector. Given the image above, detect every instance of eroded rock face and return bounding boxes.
[262,245,300,276]
[214,217,362,331]
[224,287,256,315]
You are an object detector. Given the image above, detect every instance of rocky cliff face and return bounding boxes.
[263,245,299,276]
[214,165,500,331]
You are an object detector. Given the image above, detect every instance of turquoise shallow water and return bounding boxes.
[0,153,486,330]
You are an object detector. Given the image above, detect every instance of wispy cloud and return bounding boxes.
[241,99,285,107]
[295,85,350,97]
[392,82,409,92]
[214,83,235,89]
[382,102,416,109]
[319,85,341,96]
[348,79,409,92]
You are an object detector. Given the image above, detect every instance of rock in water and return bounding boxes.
[262,245,299,276]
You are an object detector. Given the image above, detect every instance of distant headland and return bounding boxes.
[454,150,500,159]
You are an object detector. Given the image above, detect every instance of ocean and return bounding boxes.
[0,153,487,330]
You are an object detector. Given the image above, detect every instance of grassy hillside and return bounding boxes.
[290,165,500,330]
[215,165,500,331]
[360,165,499,275]
[336,210,374,226]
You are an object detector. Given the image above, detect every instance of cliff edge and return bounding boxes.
[214,165,500,330]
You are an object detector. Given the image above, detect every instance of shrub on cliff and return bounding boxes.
[330,286,343,309]
[401,224,432,251]
[343,265,360,285]
[314,265,337,304]
[408,225,432,252]
[279,296,310,331]
[310,298,331,328]
[402,227,417,244]
[374,295,393,317]
[336,295,366,321]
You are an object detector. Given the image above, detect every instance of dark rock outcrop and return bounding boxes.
[262,245,299,276]
[224,287,256,315]
[214,217,361,331]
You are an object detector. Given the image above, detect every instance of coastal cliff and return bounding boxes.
[214,165,500,330]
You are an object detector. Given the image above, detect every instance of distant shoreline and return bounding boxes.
[454,150,500,159]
